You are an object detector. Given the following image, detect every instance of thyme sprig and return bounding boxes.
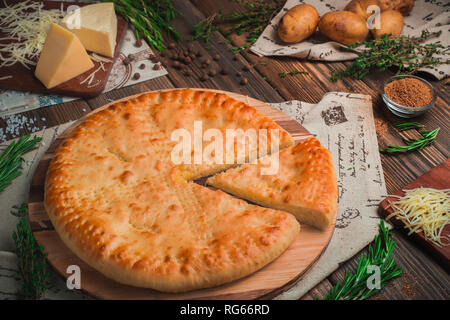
[332,31,449,81]
[380,125,439,154]
[279,70,309,77]
[192,0,284,53]
[12,203,50,300]
[0,134,42,193]
[324,220,402,300]
[102,0,181,51]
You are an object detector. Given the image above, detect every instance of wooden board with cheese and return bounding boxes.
[0,1,128,98]
[379,159,450,270]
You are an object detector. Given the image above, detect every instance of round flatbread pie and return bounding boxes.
[44,89,301,292]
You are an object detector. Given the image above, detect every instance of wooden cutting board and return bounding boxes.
[28,89,337,299]
[379,159,450,270]
[0,1,128,98]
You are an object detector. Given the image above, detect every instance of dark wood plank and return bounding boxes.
[328,231,450,300]
[379,159,450,269]
[1,0,449,300]
[190,0,450,300]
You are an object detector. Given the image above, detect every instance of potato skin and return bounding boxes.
[345,0,382,20]
[371,10,404,38]
[379,0,415,15]
[277,4,319,43]
[318,11,369,45]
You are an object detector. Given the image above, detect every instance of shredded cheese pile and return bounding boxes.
[387,187,450,247]
[0,0,64,69]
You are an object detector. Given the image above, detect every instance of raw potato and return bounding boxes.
[345,0,382,20]
[371,10,404,38]
[318,11,369,45]
[379,0,415,15]
[277,4,319,43]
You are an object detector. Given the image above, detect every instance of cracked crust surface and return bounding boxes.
[44,89,299,292]
[207,138,338,230]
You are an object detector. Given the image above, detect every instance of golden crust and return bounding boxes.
[44,89,298,292]
[207,138,338,230]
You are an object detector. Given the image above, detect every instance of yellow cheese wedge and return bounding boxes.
[34,23,94,89]
[60,3,117,58]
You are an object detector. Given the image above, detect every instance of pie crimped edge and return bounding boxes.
[44,89,301,293]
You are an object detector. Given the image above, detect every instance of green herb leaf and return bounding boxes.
[0,134,42,193]
[102,0,182,52]
[332,31,448,81]
[12,203,49,299]
[379,127,439,153]
[323,220,402,300]
[191,0,284,53]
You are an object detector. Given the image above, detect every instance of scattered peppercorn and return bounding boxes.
[134,39,143,47]
[213,54,220,61]
[139,64,146,70]
[184,70,192,77]
[240,78,248,85]
[236,71,242,77]
[201,63,207,69]
[202,59,211,65]
[173,61,181,69]
[184,57,192,64]
[208,69,217,77]
[153,63,162,70]
[133,73,140,80]
[122,57,130,65]
[242,65,250,71]
[200,74,209,81]
[128,53,135,61]
[168,43,176,49]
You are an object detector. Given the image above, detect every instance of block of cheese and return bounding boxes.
[60,3,117,58]
[35,23,94,89]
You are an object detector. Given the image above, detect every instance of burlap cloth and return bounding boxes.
[0,92,387,299]
[251,0,449,80]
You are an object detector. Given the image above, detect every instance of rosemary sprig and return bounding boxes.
[393,122,424,131]
[332,31,449,81]
[12,203,50,300]
[192,0,284,53]
[380,127,439,153]
[0,134,42,193]
[102,0,181,51]
[324,220,402,300]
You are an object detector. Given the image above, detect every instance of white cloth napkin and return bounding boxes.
[251,0,449,80]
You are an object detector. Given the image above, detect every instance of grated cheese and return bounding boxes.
[387,187,450,247]
[90,53,112,64]
[0,0,64,69]
[79,63,104,85]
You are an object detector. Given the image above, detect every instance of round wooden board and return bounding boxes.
[28,88,337,300]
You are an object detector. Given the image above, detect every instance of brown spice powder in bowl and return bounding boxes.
[384,78,433,108]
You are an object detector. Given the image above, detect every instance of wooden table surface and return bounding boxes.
[1,0,449,300]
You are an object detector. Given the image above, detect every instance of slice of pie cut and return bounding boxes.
[207,137,338,230]
[44,89,300,293]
